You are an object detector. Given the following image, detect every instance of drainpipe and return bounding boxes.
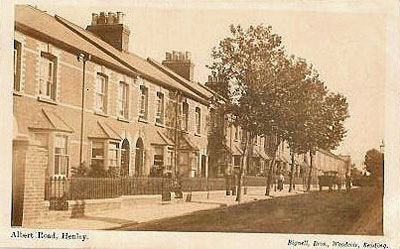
[77,53,91,166]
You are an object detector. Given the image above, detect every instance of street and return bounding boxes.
[120,186,382,235]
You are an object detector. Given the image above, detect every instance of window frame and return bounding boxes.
[39,52,57,101]
[155,91,164,125]
[14,40,22,92]
[91,140,105,170]
[54,135,69,177]
[108,141,120,169]
[139,85,148,120]
[118,81,129,119]
[195,106,201,135]
[95,73,108,114]
[182,102,189,131]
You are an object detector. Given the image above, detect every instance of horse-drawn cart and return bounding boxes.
[318,171,342,191]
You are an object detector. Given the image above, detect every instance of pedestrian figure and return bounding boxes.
[278,173,284,191]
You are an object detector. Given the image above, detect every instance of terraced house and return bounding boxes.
[11,5,351,227]
[12,5,219,226]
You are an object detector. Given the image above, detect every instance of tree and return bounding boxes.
[364,149,383,179]
[208,24,285,201]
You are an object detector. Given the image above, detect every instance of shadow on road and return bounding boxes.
[118,186,382,235]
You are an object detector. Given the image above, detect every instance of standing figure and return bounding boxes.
[278,173,284,191]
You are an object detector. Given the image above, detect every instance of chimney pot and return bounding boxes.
[116,12,124,24]
[162,50,195,81]
[86,11,130,51]
[185,51,191,60]
[91,13,98,25]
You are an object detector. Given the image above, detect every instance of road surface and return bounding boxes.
[120,186,382,235]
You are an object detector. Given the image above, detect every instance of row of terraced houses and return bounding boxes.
[12,5,351,226]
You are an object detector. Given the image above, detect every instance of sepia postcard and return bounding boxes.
[0,0,399,248]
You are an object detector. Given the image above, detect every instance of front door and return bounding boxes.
[120,139,130,176]
[135,138,144,175]
[201,155,207,177]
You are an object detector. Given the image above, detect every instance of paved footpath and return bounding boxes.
[34,184,318,230]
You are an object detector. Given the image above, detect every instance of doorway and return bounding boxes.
[120,139,130,176]
[135,138,144,175]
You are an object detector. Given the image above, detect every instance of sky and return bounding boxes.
[15,0,387,167]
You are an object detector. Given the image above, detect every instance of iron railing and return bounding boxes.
[44,175,315,201]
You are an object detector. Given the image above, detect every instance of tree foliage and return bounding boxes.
[364,149,383,178]
[207,23,350,198]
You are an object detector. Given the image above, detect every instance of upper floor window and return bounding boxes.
[39,52,57,100]
[54,135,69,176]
[14,41,22,92]
[182,102,189,131]
[234,126,239,141]
[95,73,108,113]
[195,107,201,134]
[118,81,129,119]
[155,92,164,124]
[139,85,148,120]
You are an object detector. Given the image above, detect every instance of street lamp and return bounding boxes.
[379,139,384,154]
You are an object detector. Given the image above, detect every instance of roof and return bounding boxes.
[253,147,270,160]
[179,136,200,151]
[53,10,211,104]
[88,121,121,140]
[15,5,133,76]
[15,5,212,105]
[29,108,74,133]
[151,130,174,146]
[147,58,213,99]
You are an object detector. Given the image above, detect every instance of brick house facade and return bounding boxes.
[12,5,351,226]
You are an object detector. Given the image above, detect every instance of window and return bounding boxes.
[14,41,22,92]
[39,52,57,100]
[234,126,239,141]
[54,135,69,176]
[95,74,108,113]
[182,102,189,131]
[155,92,164,124]
[91,141,105,169]
[118,81,129,119]
[195,107,201,134]
[166,149,173,169]
[139,85,148,119]
[108,142,119,168]
[153,147,164,167]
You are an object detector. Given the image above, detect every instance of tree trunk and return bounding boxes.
[265,145,278,196]
[289,151,295,192]
[236,133,249,203]
[307,150,313,191]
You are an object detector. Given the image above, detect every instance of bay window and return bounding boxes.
[108,142,119,168]
[54,135,69,176]
[91,141,105,170]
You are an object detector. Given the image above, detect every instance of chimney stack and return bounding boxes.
[162,50,195,82]
[86,11,130,52]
